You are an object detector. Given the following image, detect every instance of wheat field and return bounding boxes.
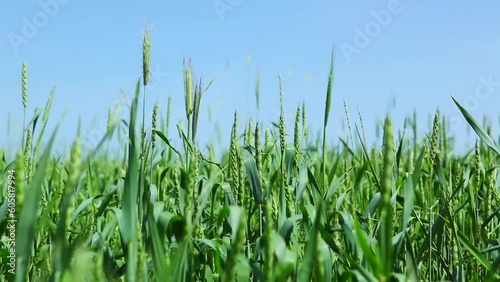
[1,31,499,282]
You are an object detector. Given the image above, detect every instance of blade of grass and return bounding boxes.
[16,127,58,282]
[452,96,500,156]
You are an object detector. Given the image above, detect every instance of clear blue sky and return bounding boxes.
[2,1,500,157]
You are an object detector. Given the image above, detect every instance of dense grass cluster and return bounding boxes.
[1,32,500,282]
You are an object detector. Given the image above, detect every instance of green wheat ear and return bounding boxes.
[294,105,301,165]
[22,61,28,109]
[183,56,194,120]
[229,111,239,181]
[21,61,28,149]
[429,110,440,170]
[152,102,158,138]
[278,75,286,157]
[247,119,254,146]
[24,128,32,183]
[142,27,151,86]
[191,77,204,143]
[264,128,271,169]
[302,102,308,142]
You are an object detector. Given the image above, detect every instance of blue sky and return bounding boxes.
[1,1,500,157]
